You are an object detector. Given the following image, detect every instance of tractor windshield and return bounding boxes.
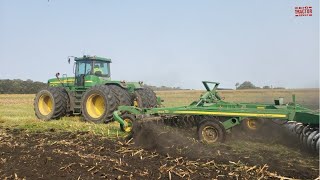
[76,61,110,77]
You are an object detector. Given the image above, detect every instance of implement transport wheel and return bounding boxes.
[82,85,117,123]
[34,87,68,120]
[134,87,157,108]
[107,85,132,106]
[198,120,226,143]
[241,118,264,132]
[120,114,135,132]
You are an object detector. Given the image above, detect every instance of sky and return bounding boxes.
[0,0,319,89]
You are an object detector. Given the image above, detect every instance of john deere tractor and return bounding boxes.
[34,55,157,123]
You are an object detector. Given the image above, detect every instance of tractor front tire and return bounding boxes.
[82,85,117,123]
[34,87,68,120]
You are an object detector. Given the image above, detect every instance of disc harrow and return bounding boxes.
[282,122,319,153]
[113,81,320,154]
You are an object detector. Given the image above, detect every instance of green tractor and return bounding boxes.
[34,55,157,123]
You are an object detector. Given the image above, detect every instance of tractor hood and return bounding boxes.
[48,75,143,91]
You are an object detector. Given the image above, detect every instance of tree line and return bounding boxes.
[235,81,285,90]
[144,85,182,91]
[0,79,47,94]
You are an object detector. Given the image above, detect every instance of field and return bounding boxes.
[0,89,319,179]
[157,89,319,109]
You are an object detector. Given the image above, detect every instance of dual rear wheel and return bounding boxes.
[81,85,157,123]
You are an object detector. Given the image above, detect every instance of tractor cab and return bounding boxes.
[73,56,112,86]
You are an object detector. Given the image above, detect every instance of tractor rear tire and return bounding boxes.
[107,85,132,106]
[134,87,157,108]
[82,85,117,123]
[143,87,157,107]
[134,89,151,108]
[34,87,68,120]
[198,120,226,143]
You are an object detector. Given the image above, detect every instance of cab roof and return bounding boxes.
[75,55,112,63]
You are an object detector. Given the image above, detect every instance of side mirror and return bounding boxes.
[68,56,75,64]
[55,72,60,78]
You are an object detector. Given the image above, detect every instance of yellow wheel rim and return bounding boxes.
[246,119,257,130]
[133,100,139,107]
[202,126,218,143]
[38,94,53,116]
[123,118,133,132]
[86,94,105,118]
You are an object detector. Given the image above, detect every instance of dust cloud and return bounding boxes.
[129,121,216,160]
[128,119,310,159]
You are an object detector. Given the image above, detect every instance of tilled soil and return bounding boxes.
[0,128,319,180]
[131,122,319,179]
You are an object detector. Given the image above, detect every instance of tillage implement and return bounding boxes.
[34,55,157,123]
[114,81,320,154]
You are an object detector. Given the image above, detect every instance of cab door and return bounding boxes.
[75,61,92,87]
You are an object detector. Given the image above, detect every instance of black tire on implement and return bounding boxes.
[120,114,135,132]
[241,118,265,133]
[34,87,68,120]
[81,85,117,123]
[197,120,226,143]
[107,85,132,106]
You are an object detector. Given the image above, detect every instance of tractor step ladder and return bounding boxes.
[73,89,86,115]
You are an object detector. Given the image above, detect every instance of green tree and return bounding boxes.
[235,82,239,89]
[237,81,258,89]
[0,79,47,94]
